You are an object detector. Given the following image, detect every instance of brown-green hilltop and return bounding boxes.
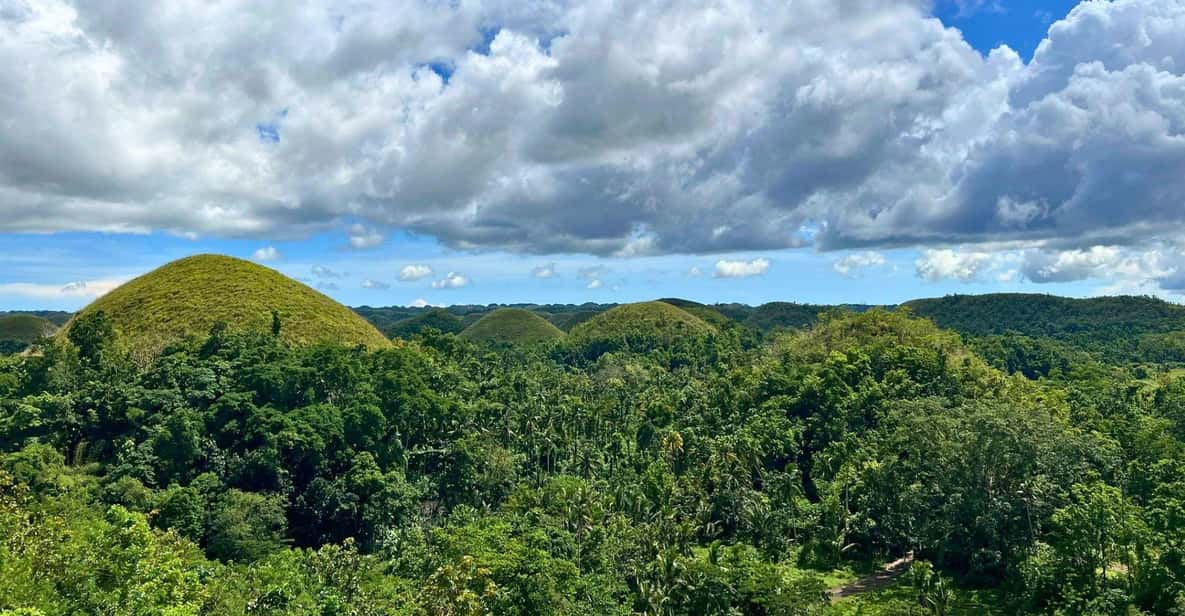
[460,308,565,344]
[64,254,391,355]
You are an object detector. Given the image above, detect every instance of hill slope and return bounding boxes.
[66,254,392,354]
[0,314,58,342]
[460,308,565,344]
[569,301,715,357]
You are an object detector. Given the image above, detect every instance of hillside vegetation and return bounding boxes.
[459,308,565,344]
[65,254,391,355]
[4,300,1185,613]
[385,308,465,339]
[907,293,1185,363]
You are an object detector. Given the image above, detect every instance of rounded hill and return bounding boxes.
[568,301,714,356]
[0,314,58,343]
[460,308,565,344]
[66,254,391,355]
[657,298,734,328]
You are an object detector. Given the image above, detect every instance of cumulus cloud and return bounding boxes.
[2,0,1184,263]
[587,279,604,290]
[361,279,390,290]
[1020,246,1124,283]
[253,246,281,261]
[312,265,346,279]
[832,252,886,277]
[432,272,469,289]
[346,224,384,249]
[532,263,558,279]
[714,258,770,279]
[398,264,433,281]
[915,249,996,282]
[410,298,434,308]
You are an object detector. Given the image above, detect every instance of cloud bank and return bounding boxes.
[2,0,1184,272]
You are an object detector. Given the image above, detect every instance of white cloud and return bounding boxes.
[0,279,123,301]
[252,246,281,261]
[432,272,469,289]
[688,266,703,278]
[312,265,346,279]
[346,224,384,249]
[915,249,995,282]
[398,264,434,281]
[410,298,434,308]
[361,279,390,290]
[532,263,558,279]
[1,0,1184,262]
[1020,246,1124,283]
[587,279,603,290]
[832,252,886,277]
[714,258,770,279]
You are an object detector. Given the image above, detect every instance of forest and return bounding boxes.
[2,295,1185,615]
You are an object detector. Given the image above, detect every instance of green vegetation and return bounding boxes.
[546,309,601,331]
[386,308,465,339]
[459,308,565,344]
[4,288,1185,614]
[64,254,391,357]
[0,315,56,354]
[907,293,1185,364]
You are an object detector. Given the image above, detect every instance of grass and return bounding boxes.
[0,314,58,342]
[64,254,392,356]
[460,308,565,344]
[825,579,1008,615]
[570,301,714,343]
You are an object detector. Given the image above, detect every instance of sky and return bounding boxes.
[2,0,1185,310]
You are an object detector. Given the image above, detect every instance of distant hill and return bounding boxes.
[459,308,565,344]
[65,254,392,356]
[906,293,1185,364]
[547,310,602,332]
[657,298,734,328]
[0,314,57,341]
[386,309,465,339]
[0,314,58,354]
[0,310,73,327]
[743,302,831,331]
[569,301,715,358]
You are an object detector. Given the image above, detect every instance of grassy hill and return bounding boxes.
[65,254,392,356]
[658,298,735,328]
[0,314,58,353]
[569,301,715,358]
[547,310,602,332]
[460,308,565,344]
[0,314,58,342]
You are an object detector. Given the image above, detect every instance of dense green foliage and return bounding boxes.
[458,308,565,345]
[908,294,1185,364]
[4,290,1185,614]
[385,308,466,339]
[66,255,391,357]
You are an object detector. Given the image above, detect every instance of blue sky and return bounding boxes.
[2,0,1182,310]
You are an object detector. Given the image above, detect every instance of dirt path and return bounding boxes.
[828,552,915,599]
